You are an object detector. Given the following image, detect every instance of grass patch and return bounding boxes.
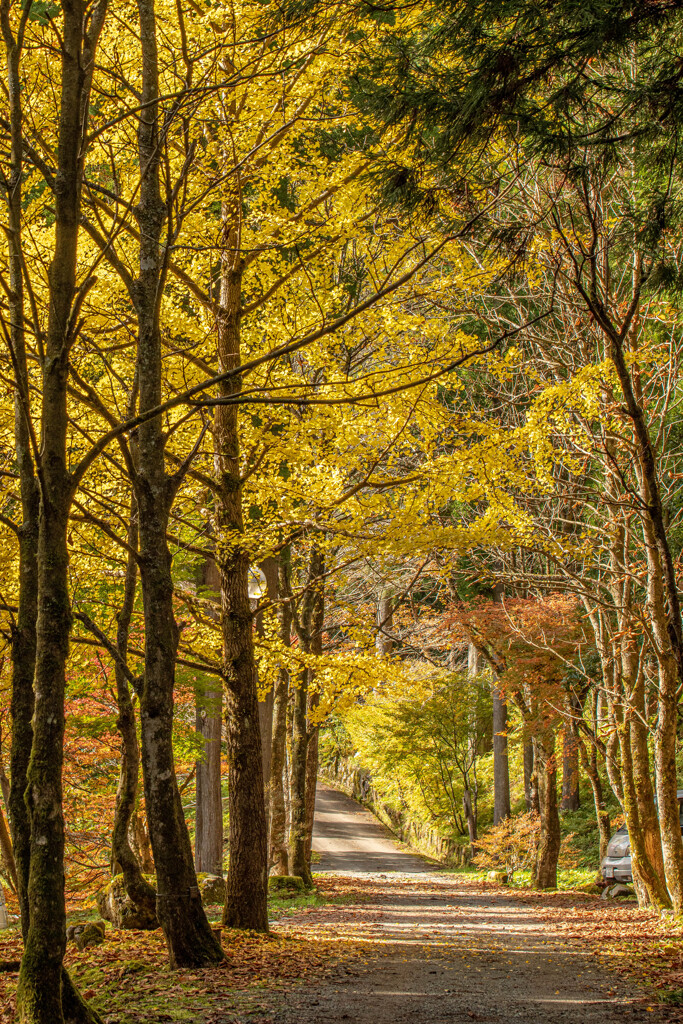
[443,865,600,892]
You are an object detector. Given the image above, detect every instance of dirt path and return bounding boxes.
[312,785,432,873]
[265,786,671,1024]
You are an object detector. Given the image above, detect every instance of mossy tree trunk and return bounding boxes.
[1,0,40,942]
[131,0,223,967]
[11,1,108,1019]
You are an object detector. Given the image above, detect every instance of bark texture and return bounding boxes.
[560,721,580,812]
[289,545,324,885]
[111,519,157,927]
[269,557,292,876]
[492,682,511,824]
[14,1,108,1018]
[1,0,40,943]
[132,0,223,966]
[195,559,223,877]
[216,262,268,932]
[532,731,561,889]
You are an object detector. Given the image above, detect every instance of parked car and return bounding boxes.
[600,789,683,884]
[601,825,632,883]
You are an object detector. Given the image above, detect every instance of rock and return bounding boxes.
[67,921,106,949]
[96,875,158,930]
[77,921,106,950]
[609,883,634,899]
[196,873,226,906]
[268,875,306,894]
[486,870,509,885]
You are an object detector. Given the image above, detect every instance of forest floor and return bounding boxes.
[2,788,683,1023]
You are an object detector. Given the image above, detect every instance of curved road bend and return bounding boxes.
[311,783,435,873]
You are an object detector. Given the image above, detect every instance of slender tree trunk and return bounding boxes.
[132,809,155,874]
[303,573,324,868]
[289,545,324,886]
[629,671,666,891]
[304,725,319,864]
[601,323,683,910]
[195,559,223,876]
[491,586,510,824]
[111,515,157,926]
[215,262,268,932]
[289,663,312,885]
[616,705,670,909]
[269,558,291,876]
[523,737,534,812]
[532,731,561,889]
[1,3,40,944]
[133,0,223,966]
[0,803,17,894]
[464,643,480,842]
[258,557,279,809]
[14,1,108,1018]
[195,684,224,877]
[561,721,580,812]
[492,682,511,824]
[578,736,610,862]
[638,514,683,910]
[376,588,394,655]
[462,785,477,844]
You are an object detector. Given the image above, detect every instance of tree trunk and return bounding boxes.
[195,559,223,877]
[2,2,40,943]
[616,706,670,909]
[269,558,291,876]
[132,0,223,967]
[258,556,279,808]
[462,786,477,844]
[578,736,610,862]
[304,726,319,864]
[376,588,394,655]
[289,545,324,886]
[15,1,108,1018]
[492,681,511,824]
[0,803,17,894]
[131,808,155,874]
[491,586,510,825]
[561,721,580,812]
[523,737,534,812]
[603,325,683,910]
[532,731,561,889]
[111,514,157,927]
[215,261,268,933]
[195,684,224,877]
[289,663,312,885]
[629,673,666,893]
[464,643,480,842]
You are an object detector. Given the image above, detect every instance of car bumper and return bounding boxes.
[601,855,632,883]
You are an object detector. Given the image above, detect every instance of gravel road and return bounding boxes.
[266,785,670,1024]
[312,785,432,873]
